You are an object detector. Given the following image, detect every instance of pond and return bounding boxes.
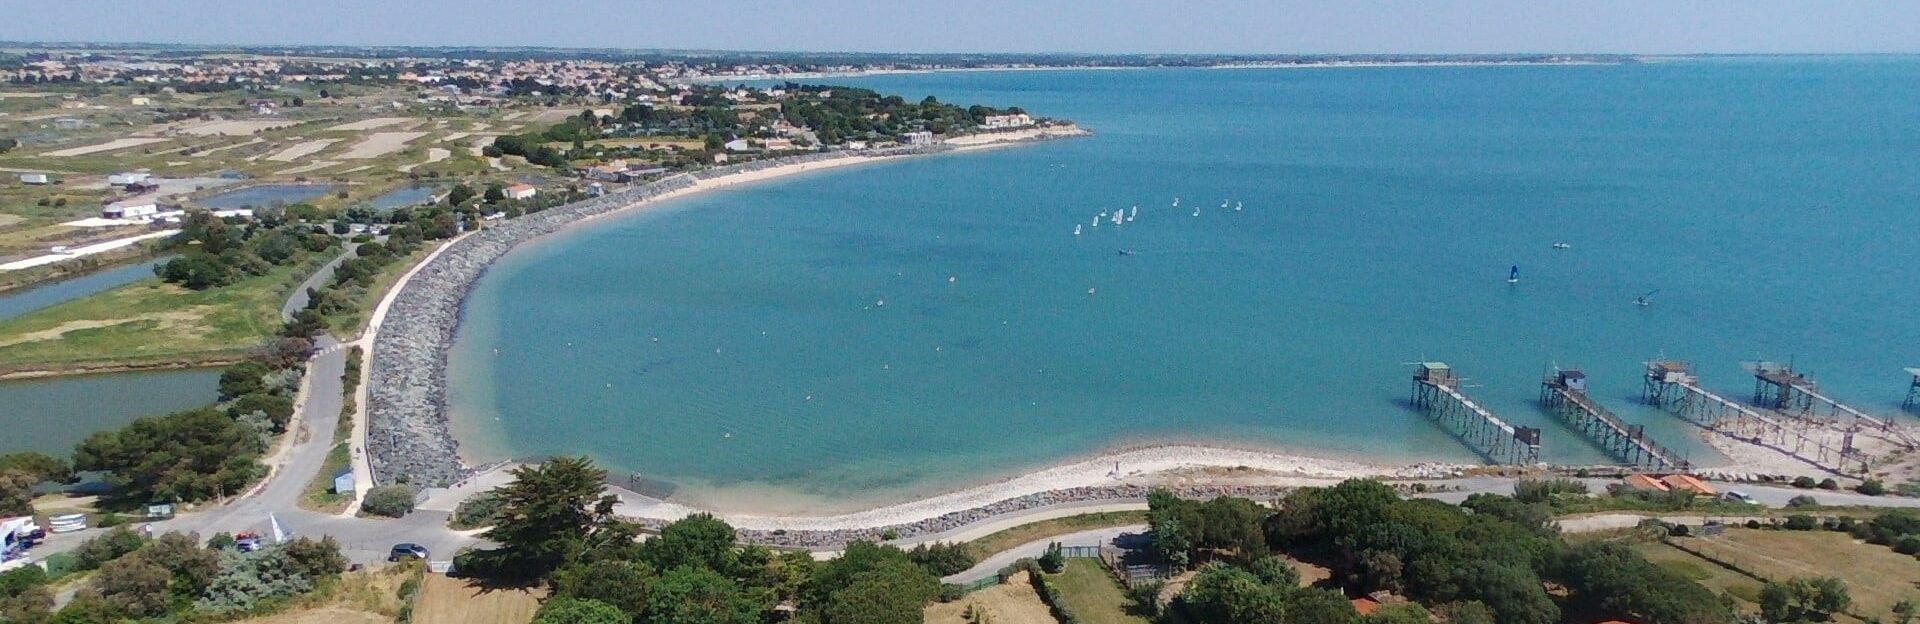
[198,184,339,210]
[0,257,173,322]
[0,368,221,455]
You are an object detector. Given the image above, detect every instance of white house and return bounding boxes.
[504,183,537,200]
[723,138,755,152]
[899,130,935,145]
[844,140,869,150]
[103,197,160,220]
[107,171,151,186]
[17,173,50,185]
[982,113,1034,129]
[130,96,151,106]
[761,137,795,151]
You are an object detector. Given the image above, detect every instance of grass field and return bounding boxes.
[926,570,1056,624]
[961,510,1147,562]
[0,260,307,369]
[411,573,544,624]
[1639,528,1920,623]
[1049,558,1150,624]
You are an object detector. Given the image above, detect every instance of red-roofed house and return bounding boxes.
[1661,474,1717,496]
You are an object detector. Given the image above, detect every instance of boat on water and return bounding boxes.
[1234,201,1243,211]
[1634,289,1658,307]
[1074,224,1082,236]
[1552,241,1571,250]
[1172,197,1180,207]
[1220,199,1230,208]
[1508,265,1520,284]
[1117,249,1135,256]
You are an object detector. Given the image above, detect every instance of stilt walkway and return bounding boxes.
[1541,369,1688,471]
[1644,361,1869,474]
[1750,361,1917,449]
[1906,368,1920,413]
[1411,362,1541,465]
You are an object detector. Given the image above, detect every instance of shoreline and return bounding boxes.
[680,59,1629,83]
[364,125,1090,489]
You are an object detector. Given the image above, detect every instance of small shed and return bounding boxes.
[1556,369,1588,393]
[331,469,354,495]
[17,173,49,185]
[1416,362,1453,384]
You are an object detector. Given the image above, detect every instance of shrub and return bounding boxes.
[1791,476,1817,489]
[1857,479,1887,496]
[1786,495,1819,508]
[1895,535,1920,555]
[363,485,416,517]
[907,541,976,577]
[1667,523,1690,537]
[0,565,48,598]
[1783,515,1818,531]
[448,491,504,530]
[1818,478,1840,490]
[1512,478,1588,504]
[1127,581,1165,618]
[73,527,146,571]
[1039,542,1065,574]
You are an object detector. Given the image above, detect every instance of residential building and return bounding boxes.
[1622,474,1670,492]
[982,113,1033,129]
[107,171,151,186]
[53,118,86,130]
[103,197,160,219]
[761,137,794,151]
[723,138,755,152]
[245,98,278,115]
[504,183,537,200]
[844,140,869,150]
[17,173,50,185]
[130,96,151,106]
[1660,474,1717,496]
[899,130,935,145]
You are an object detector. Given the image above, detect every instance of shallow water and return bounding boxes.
[200,184,338,209]
[0,368,220,455]
[449,59,1920,513]
[0,258,170,322]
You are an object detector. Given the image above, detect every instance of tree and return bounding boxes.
[448,183,476,206]
[0,471,34,517]
[552,559,656,616]
[92,555,173,619]
[532,597,629,624]
[0,452,74,484]
[1760,582,1793,623]
[1288,588,1362,624]
[642,566,761,624]
[1810,576,1851,617]
[218,360,271,400]
[1039,541,1065,573]
[471,456,617,582]
[1436,601,1497,624]
[72,527,146,571]
[905,541,974,576]
[134,532,221,595]
[73,408,264,504]
[644,514,740,575]
[823,568,938,624]
[1246,556,1300,589]
[808,542,936,612]
[1894,597,1916,624]
[1176,564,1289,624]
[1786,495,1820,509]
[1364,602,1435,624]
[484,183,506,203]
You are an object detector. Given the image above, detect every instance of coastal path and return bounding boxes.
[281,243,360,321]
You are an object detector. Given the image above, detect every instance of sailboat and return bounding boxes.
[1552,241,1571,250]
[1220,199,1230,208]
[1234,201,1243,211]
[1634,289,1659,307]
[1128,206,1138,221]
[1507,265,1520,284]
[1191,208,1201,217]
[1172,197,1180,207]
[1074,224,1082,236]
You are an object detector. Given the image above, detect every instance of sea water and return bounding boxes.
[448,58,1920,514]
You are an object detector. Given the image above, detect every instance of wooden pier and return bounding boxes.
[1411,362,1541,465]
[1541,369,1688,471]
[1643,361,1869,474]
[1749,361,1916,448]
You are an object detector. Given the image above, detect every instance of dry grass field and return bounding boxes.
[1639,528,1920,623]
[326,117,417,132]
[411,573,545,624]
[926,571,1056,624]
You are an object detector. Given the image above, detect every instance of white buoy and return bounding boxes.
[948,275,957,284]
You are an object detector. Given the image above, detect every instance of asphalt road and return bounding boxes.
[281,243,358,321]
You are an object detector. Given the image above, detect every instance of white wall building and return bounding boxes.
[17,173,50,185]
[899,130,935,145]
[103,198,160,219]
[981,113,1034,129]
[504,183,537,200]
[107,171,151,186]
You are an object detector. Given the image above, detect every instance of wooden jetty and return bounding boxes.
[1411,362,1541,465]
[1643,360,1869,474]
[1905,368,1920,413]
[1541,369,1688,471]
[1748,361,1916,448]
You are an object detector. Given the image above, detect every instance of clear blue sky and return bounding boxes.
[2,0,1914,54]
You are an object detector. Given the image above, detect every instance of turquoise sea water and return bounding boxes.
[449,59,1920,514]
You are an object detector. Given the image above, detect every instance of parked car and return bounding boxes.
[388,543,429,562]
[1723,490,1758,504]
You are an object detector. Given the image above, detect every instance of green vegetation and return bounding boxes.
[0,260,307,370]
[362,484,416,518]
[1045,558,1150,624]
[72,407,266,506]
[454,456,946,624]
[960,510,1146,562]
[1138,479,1739,624]
[448,490,505,530]
[0,526,348,623]
[155,210,337,290]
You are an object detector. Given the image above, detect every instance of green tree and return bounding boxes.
[552,559,656,616]
[1810,576,1852,617]
[447,183,476,206]
[0,471,34,517]
[1176,564,1289,624]
[1760,582,1793,622]
[72,408,265,504]
[807,542,936,613]
[642,566,761,624]
[1364,602,1435,624]
[823,568,938,624]
[470,456,617,582]
[1287,587,1362,624]
[643,514,740,575]
[1437,601,1496,624]
[0,452,74,484]
[92,555,173,619]
[531,597,628,624]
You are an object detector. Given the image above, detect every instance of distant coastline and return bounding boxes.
[682,56,1634,83]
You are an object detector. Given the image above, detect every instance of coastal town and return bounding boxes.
[2,38,1919,624]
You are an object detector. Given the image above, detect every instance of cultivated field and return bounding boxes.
[926,571,1056,624]
[339,132,427,159]
[326,117,416,132]
[41,137,170,157]
[176,119,300,136]
[411,573,544,624]
[267,139,340,162]
[1644,529,1920,623]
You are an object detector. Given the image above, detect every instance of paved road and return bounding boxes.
[281,244,358,321]
[943,524,1147,584]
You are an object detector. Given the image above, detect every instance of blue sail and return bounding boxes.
[1508,265,1520,282]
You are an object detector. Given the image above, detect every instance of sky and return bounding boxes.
[0,0,1914,55]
